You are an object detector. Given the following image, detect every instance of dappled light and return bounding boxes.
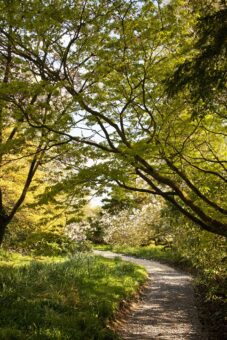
[94,250,204,339]
[0,0,226,338]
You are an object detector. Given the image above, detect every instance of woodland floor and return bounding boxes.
[94,250,207,340]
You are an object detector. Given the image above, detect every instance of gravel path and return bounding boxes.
[94,250,206,340]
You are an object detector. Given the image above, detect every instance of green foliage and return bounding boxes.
[86,217,106,245]
[1,146,88,252]
[102,186,140,214]
[172,223,227,300]
[155,202,227,298]
[1,0,226,239]
[166,1,227,110]
[22,232,77,256]
[0,252,147,339]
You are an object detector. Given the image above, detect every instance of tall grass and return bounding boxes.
[0,251,147,339]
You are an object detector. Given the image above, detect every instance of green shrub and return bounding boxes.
[22,232,77,256]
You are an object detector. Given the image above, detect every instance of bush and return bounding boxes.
[22,232,77,256]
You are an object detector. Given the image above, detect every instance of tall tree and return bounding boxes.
[1,0,226,237]
[0,1,89,243]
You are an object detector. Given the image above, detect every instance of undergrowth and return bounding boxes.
[0,250,147,339]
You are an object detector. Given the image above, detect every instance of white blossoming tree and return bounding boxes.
[67,201,162,247]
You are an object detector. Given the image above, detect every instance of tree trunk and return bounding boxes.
[0,214,9,246]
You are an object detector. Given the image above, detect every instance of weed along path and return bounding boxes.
[94,250,205,340]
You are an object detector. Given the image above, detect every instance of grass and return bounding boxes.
[0,250,147,339]
[93,244,185,266]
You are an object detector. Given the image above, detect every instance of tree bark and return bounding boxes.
[0,212,9,245]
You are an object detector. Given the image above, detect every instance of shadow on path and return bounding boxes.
[94,250,207,340]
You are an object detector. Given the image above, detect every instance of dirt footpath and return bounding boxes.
[94,250,206,340]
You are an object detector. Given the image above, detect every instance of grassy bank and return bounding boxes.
[93,244,185,267]
[0,250,147,339]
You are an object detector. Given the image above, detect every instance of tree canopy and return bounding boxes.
[0,0,226,240]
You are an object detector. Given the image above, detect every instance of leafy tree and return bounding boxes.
[1,0,226,237]
[166,0,227,114]
[0,14,88,244]
[1,153,85,252]
[101,185,144,214]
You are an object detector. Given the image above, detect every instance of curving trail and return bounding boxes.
[94,250,206,340]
